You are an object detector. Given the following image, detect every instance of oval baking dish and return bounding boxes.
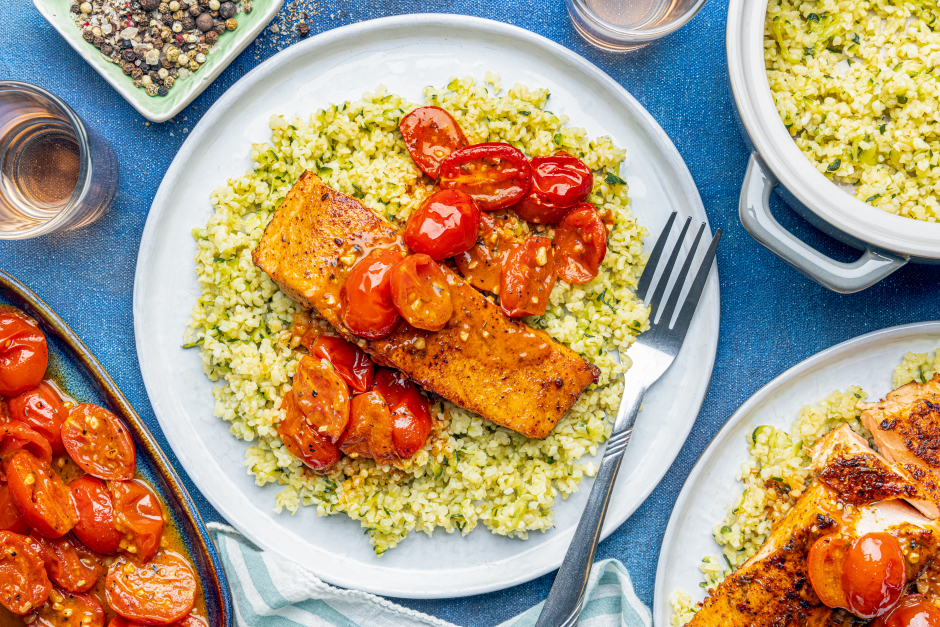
[727,0,940,293]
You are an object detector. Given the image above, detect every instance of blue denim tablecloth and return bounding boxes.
[2,0,939,624]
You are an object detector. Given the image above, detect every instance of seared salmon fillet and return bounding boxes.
[252,172,600,439]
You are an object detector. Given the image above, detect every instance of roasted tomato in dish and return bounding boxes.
[340,249,404,340]
[106,551,197,625]
[390,254,454,332]
[0,529,51,614]
[306,335,374,394]
[69,476,122,555]
[0,484,31,535]
[277,390,342,472]
[292,355,351,442]
[0,307,48,397]
[61,403,135,482]
[7,381,67,453]
[499,237,556,318]
[30,589,105,627]
[399,106,468,180]
[372,369,433,459]
[553,203,607,284]
[109,479,164,562]
[341,391,396,464]
[31,531,102,593]
[871,594,940,627]
[842,533,906,619]
[807,534,850,610]
[513,152,593,224]
[402,190,480,260]
[0,421,53,479]
[439,143,532,211]
[7,451,77,539]
[454,212,517,293]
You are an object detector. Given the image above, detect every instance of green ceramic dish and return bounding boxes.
[0,268,233,627]
[32,0,283,123]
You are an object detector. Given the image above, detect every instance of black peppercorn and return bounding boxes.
[181,16,195,30]
[195,12,214,31]
[149,70,160,80]
[161,57,173,68]
[93,36,104,48]
[189,4,201,16]
[132,67,144,79]
[169,67,179,78]
[205,30,218,44]
[141,0,160,9]
[158,85,169,96]
[135,47,146,59]
[101,43,114,55]
[130,1,141,9]
[297,22,310,37]
[213,22,225,34]
[70,3,81,12]
[123,39,134,48]
[219,1,235,18]
[122,62,135,74]
[83,29,95,42]
[162,13,173,25]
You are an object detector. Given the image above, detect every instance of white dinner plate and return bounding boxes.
[653,321,940,624]
[134,14,720,598]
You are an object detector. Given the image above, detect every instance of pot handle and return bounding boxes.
[739,153,908,293]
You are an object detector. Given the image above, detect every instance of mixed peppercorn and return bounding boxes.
[70,0,250,97]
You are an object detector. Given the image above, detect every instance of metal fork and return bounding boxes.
[535,212,722,627]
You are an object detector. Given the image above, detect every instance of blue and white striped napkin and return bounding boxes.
[208,523,652,627]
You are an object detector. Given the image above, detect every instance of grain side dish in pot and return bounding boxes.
[766,0,940,221]
[184,74,651,554]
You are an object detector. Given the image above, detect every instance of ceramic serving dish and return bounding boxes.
[727,0,940,293]
[32,0,283,123]
[0,268,232,627]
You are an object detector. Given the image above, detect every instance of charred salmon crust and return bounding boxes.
[252,171,600,439]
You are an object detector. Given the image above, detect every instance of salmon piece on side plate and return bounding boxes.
[252,171,600,440]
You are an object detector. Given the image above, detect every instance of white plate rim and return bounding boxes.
[134,13,722,598]
[652,320,940,625]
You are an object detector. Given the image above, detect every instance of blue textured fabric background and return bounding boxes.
[2,0,939,624]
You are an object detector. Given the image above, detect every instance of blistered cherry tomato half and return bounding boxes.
[399,106,468,180]
[439,143,532,211]
[308,336,374,394]
[390,254,454,332]
[499,237,556,318]
[373,369,433,459]
[842,532,906,619]
[110,614,209,627]
[31,532,101,593]
[512,153,593,224]
[341,391,396,464]
[8,382,67,453]
[61,404,135,481]
[403,190,481,261]
[340,249,404,340]
[69,476,121,555]
[0,484,30,535]
[0,530,51,614]
[31,589,105,627]
[7,451,77,539]
[871,594,940,627]
[454,212,514,293]
[808,534,850,610]
[277,391,342,472]
[109,479,164,562]
[0,308,48,397]
[293,356,351,443]
[553,203,607,284]
[0,421,53,480]
[106,551,197,625]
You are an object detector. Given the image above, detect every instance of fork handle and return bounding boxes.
[534,386,645,627]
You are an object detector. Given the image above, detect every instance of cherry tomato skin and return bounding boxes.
[109,479,164,562]
[292,356,351,443]
[61,404,135,481]
[807,534,850,610]
[342,391,396,464]
[553,203,608,284]
[399,106,468,179]
[7,451,77,539]
[31,532,101,593]
[499,237,557,318]
[110,615,208,627]
[0,484,30,535]
[439,143,532,211]
[106,551,197,625]
[870,594,940,627]
[8,382,67,453]
[454,212,513,293]
[30,589,105,627]
[340,249,404,340]
[372,369,432,459]
[371,368,411,409]
[390,255,454,332]
[842,533,906,619]
[0,421,53,480]
[277,391,342,472]
[0,530,51,614]
[0,308,48,397]
[513,153,593,224]
[69,476,121,556]
[308,336,374,394]
[402,190,481,260]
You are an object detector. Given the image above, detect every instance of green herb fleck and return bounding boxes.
[182,338,204,349]
[827,158,842,172]
[605,172,627,186]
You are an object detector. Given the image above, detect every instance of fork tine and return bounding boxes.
[671,228,722,337]
[634,212,677,301]
[648,217,691,320]
[657,222,706,328]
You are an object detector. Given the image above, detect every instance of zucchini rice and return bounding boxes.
[766,0,940,221]
[670,348,940,625]
[183,74,650,553]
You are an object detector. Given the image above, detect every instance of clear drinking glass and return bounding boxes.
[566,0,708,51]
[0,82,118,240]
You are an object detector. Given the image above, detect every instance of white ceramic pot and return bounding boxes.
[726,0,940,293]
